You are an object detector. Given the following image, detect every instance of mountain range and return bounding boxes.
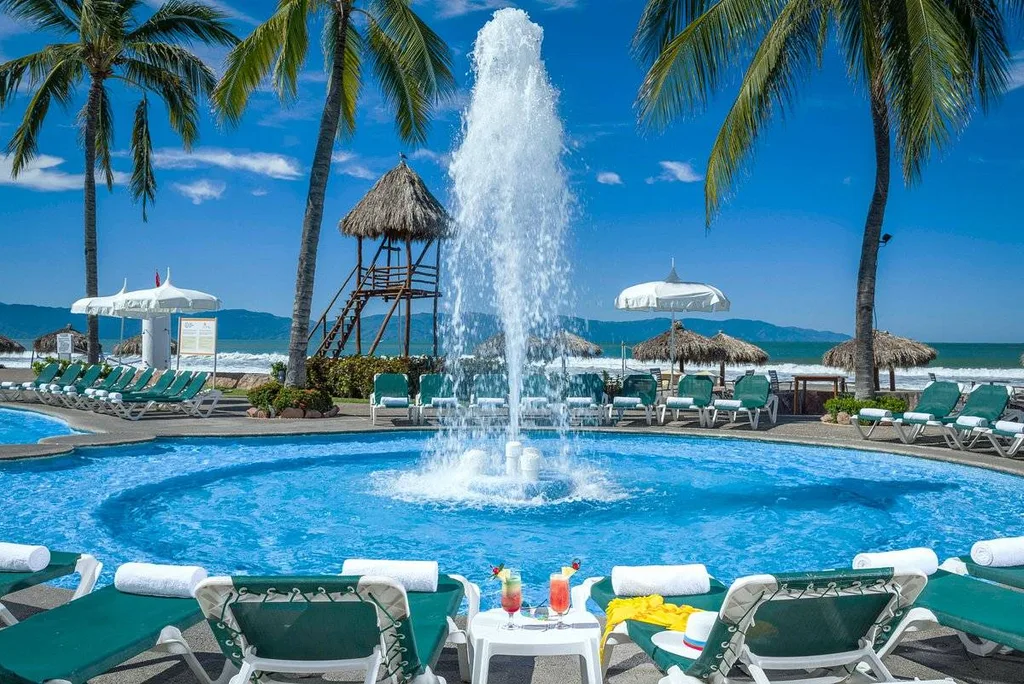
[0,302,849,346]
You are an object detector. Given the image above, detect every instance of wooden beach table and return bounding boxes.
[793,374,846,415]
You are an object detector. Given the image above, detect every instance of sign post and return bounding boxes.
[56,333,73,361]
[177,318,218,386]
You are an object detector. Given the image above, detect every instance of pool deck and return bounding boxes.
[3,398,1024,480]
[3,584,1021,684]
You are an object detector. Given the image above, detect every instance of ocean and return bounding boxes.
[2,338,1022,391]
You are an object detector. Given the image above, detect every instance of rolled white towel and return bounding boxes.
[613,396,642,408]
[954,416,988,429]
[853,548,938,576]
[565,397,594,408]
[0,382,15,389]
[994,421,1024,435]
[611,564,711,597]
[107,392,123,403]
[521,396,549,406]
[477,398,505,407]
[971,537,1024,567]
[114,562,208,598]
[341,559,438,593]
[93,389,110,398]
[380,396,409,408]
[858,408,892,420]
[666,397,696,409]
[714,399,743,410]
[901,411,935,422]
[431,397,458,408]
[0,542,50,572]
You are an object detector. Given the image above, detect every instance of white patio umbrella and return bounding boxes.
[112,269,221,315]
[614,260,730,370]
[70,280,146,361]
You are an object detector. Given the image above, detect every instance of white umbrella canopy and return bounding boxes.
[70,280,149,319]
[112,270,221,315]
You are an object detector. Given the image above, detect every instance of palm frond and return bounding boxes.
[370,0,455,101]
[121,58,200,146]
[271,0,311,100]
[127,0,237,46]
[635,0,788,129]
[77,0,120,42]
[130,95,156,221]
[947,0,1010,109]
[124,41,217,95]
[703,0,822,222]
[212,4,291,124]
[0,44,80,107]
[0,0,81,34]
[94,82,115,189]
[366,14,428,144]
[633,0,713,63]
[5,58,83,175]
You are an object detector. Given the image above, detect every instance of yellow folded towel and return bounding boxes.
[601,594,704,661]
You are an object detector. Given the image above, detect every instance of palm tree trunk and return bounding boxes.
[284,5,349,388]
[83,79,102,364]
[853,81,890,400]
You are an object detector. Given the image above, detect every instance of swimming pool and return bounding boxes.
[2,431,1021,605]
[0,407,78,445]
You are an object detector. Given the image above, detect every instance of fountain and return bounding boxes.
[374,9,620,507]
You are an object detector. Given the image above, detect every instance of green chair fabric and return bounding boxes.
[942,385,1010,424]
[959,556,1024,590]
[89,367,124,393]
[120,371,191,401]
[676,375,714,407]
[26,363,60,388]
[418,374,455,405]
[567,373,605,404]
[122,367,155,394]
[896,381,962,421]
[473,374,508,400]
[51,363,84,389]
[407,575,466,670]
[915,569,1024,652]
[170,372,209,402]
[522,374,550,398]
[109,367,137,392]
[0,586,202,684]
[0,551,80,597]
[621,375,657,406]
[68,365,103,392]
[734,374,770,408]
[374,374,410,401]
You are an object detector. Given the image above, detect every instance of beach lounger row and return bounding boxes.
[7,537,1024,684]
[853,380,1024,457]
[0,362,222,420]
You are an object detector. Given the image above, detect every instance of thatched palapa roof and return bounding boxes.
[0,335,25,354]
[33,324,96,354]
[113,334,177,356]
[709,332,769,365]
[822,330,936,371]
[632,322,716,365]
[474,331,602,360]
[339,160,450,241]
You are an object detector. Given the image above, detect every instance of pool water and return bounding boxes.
[2,431,1022,607]
[0,407,78,445]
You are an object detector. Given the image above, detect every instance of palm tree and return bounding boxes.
[214,0,455,388]
[634,0,1010,398]
[0,0,237,364]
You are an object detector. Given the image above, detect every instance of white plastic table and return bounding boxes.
[469,608,602,684]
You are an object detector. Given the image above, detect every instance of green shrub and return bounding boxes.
[271,387,333,414]
[305,356,444,399]
[824,394,909,418]
[247,381,282,410]
[32,357,72,375]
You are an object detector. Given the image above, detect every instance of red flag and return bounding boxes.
[155,270,161,287]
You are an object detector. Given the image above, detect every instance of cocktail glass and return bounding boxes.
[500,570,523,630]
[549,573,570,629]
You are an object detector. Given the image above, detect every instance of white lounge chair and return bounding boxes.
[709,374,778,429]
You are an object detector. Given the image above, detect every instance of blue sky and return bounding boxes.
[1,0,1023,342]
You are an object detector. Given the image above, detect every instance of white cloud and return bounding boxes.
[1008,52,1024,92]
[596,171,623,185]
[435,0,509,18]
[331,151,378,180]
[173,179,226,204]
[251,188,268,197]
[408,149,451,167]
[152,148,302,180]
[647,160,703,184]
[538,0,578,8]
[0,153,128,191]
[331,151,357,163]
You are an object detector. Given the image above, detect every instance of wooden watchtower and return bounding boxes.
[310,159,450,358]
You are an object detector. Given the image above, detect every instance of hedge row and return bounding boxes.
[823,394,908,418]
[304,356,445,399]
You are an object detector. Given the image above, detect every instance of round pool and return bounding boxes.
[2,431,1022,605]
[0,407,78,445]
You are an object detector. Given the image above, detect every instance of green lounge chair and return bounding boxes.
[31,363,84,402]
[0,552,101,627]
[53,365,107,407]
[579,569,944,684]
[416,373,457,425]
[971,420,1024,457]
[94,369,175,414]
[370,373,413,426]
[710,374,778,429]
[471,374,508,421]
[520,373,553,423]
[658,375,714,427]
[1,362,60,400]
[609,374,657,425]
[937,384,1012,449]
[75,367,124,407]
[853,380,963,442]
[566,373,607,426]
[0,582,233,684]
[78,367,141,409]
[114,372,218,421]
[948,552,1024,592]
[120,366,154,394]
[196,573,477,684]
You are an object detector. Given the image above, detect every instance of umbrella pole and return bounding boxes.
[720,361,725,387]
[889,367,896,392]
[118,317,125,364]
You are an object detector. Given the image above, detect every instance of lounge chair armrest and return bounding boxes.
[72,554,103,599]
[448,573,480,624]
[571,576,602,613]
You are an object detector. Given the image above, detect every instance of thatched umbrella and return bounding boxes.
[339,159,450,241]
[0,335,26,354]
[113,334,177,356]
[474,331,602,361]
[709,332,769,386]
[823,330,936,391]
[33,324,96,355]
[632,321,716,372]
